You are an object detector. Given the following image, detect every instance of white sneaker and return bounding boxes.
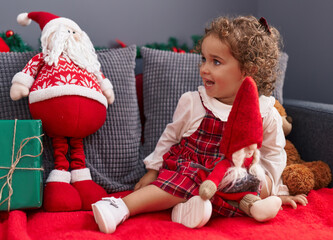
[171,196,212,228]
[92,197,130,234]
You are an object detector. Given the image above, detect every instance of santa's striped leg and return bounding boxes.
[44,137,82,211]
[69,137,107,210]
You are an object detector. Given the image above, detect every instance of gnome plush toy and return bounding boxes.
[199,77,282,221]
[10,12,114,211]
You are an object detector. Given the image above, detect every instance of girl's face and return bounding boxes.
[200,34,245,105]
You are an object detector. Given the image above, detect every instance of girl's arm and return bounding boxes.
[143,91,202,170]
[260,106,289,196]
[260,100,309,208]
[137,92,203,189]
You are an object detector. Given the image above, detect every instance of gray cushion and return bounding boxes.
[0,45,145,192]
[141,47,288,159]
[141,47,202,158]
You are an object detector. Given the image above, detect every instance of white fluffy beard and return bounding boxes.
[41,24,101,74]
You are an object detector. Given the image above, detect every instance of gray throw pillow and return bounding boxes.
[0,45,145,192]
[141,47,288,159]
[141,47,202,158]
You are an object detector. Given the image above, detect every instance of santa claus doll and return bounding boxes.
[10,11,114,211]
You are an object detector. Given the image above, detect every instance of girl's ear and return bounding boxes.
[241,68,248,79]
[241,72,247,81]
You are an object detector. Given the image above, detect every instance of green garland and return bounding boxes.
[136,35,202,58]
[1,31,202,57]
[0,31,33,52]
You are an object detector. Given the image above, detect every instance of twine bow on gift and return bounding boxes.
[0,119,44,211]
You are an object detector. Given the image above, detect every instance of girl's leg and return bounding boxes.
[124,185,212,229]
[92,184,186,233]
[123,185,186,216]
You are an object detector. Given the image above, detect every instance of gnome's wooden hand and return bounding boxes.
[199,180,217,200]
[199,160,232,200]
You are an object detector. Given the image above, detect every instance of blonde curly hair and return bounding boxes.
[196,16,282,96]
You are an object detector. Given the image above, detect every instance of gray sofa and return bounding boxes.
[1,47,333,240]
[1,47,332,196]
[284,99,333,187]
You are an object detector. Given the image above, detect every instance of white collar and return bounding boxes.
[198,86,275,121]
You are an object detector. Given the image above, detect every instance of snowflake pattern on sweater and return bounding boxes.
[18,53,109,107]
[24,53,103,93]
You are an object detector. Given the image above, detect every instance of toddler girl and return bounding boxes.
[92,16,308,234]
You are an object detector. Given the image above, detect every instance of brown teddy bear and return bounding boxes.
[274,100,332,195]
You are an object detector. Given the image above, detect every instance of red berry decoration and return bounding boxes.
[6,30,14,38]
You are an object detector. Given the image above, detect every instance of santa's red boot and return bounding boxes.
[43,169,82,212]
[71,168,108,211]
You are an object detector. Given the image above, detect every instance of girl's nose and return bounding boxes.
[200,63,210,75]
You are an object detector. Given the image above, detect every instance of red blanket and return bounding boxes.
[1,188,333,240]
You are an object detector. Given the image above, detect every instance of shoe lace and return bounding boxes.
[102,198,119,208]
[101,197,129,223]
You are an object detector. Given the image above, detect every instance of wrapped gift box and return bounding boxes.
[0,120,43,211]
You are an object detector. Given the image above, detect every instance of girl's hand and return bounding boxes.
[134,169,159,191]
[278,194,308,209]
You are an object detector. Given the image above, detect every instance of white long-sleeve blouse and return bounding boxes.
[144,86,289,196]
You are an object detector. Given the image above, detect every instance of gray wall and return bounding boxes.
[1,0,256,49]
[1,0,332,104]
[258,0,333,104]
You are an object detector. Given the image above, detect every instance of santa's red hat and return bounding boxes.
[220,76,263,160]
[0,37,10,52]
[17,11,81,35]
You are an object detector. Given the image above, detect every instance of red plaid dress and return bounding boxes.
[152,97,246,217]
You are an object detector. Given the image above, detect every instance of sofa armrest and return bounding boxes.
[284,99,333,187]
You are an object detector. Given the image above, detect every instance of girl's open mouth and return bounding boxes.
[205,80,215,87]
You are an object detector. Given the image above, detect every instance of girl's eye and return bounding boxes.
[213,59,221,66]
[201,57,206,63]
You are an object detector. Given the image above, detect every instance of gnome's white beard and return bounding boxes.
[218,149,267,192]
[41,25,101,75]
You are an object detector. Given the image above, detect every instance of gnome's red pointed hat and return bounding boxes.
[220,76,263,160]
[17,11,81,35]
